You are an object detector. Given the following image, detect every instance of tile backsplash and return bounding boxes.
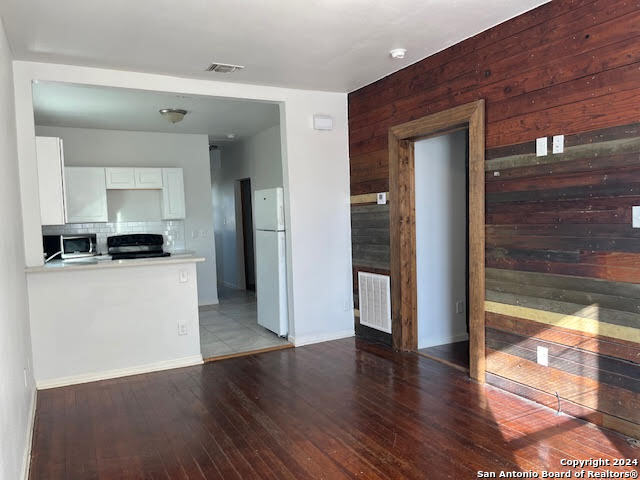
[42,220,186,254]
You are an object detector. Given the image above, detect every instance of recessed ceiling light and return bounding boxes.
[226,133,236,139]
[206,62,245,73]
[390,48,407,59]
[159,108,188,124]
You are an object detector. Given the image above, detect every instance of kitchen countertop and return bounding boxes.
[25,251,205,273]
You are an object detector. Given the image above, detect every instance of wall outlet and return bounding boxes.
[377,192,387,204]
[178,320,188,336]
[552,135,564,154]
[179,270,189,283]
[633,206,640,228]
[455,300,465,314]
[536,137,548,157]
[536,346,549,366]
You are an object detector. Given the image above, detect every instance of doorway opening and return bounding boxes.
[414,129,470,372]
[240,178,256,291]
[388,100,486,383]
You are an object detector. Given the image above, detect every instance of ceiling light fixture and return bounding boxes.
[226,133,236,140]
[159,108,188,124]
[206,62,245,73]
[390,48,407,59]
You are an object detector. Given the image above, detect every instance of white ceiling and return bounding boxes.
[2,0,548,92]
[33,81,280,142]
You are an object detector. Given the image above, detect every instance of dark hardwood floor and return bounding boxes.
[30,338,639,479]
[418,340,470,372]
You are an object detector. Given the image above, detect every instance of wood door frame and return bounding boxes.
[389,100,486,383]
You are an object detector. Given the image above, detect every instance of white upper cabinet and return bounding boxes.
[64,167,108,223]
[161,168,186,219]
[105,167,135,189]
[36,136,67,225]
[134,168,163,188]
[105,167,163,189]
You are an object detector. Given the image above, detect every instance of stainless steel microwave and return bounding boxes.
[43,234,97,260]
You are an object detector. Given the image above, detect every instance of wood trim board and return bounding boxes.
[203,344,294,363]
[388,100,486,383]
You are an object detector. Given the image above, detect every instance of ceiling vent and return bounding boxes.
[206,62,244,73]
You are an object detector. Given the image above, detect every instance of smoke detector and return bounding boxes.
[390,48,407,59]
[206,62,245,73]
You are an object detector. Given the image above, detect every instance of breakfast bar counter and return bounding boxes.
[25,252,204,273]
[25,254,205,389]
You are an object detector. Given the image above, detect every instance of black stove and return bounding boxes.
[107,234,171,260]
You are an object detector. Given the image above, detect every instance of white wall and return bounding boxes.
[27,261,202,388]
[211,124,282,288]
[35,126,219,305]
[13,61,353,344]
[0,19,36,480]
[415,130,468,349]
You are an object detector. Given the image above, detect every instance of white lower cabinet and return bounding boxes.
[161,168,186,219]
[64,167,108,223]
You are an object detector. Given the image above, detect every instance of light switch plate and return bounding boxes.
[552,135,564,154]
[537,346,549,366]
[633,206,640,228]
[536,137,548,157]
[377,192,387,205]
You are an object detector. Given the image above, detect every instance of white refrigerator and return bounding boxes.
[254,187,288,336]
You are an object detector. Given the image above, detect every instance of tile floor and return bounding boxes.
[199,286,290,359]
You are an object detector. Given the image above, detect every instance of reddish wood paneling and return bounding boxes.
[348,0,640,195]
[348,0,640,438]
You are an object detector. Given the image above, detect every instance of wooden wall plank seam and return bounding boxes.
[486,312,640,363]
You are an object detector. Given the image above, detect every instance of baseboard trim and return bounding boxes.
[290,329,355,347]
[198,299,220,307]
[21,387,37,480]
[418,332,469,349]
[36,354,204,390]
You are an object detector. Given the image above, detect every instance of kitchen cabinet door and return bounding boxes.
[135,168,163,188]
[64,167,108,223]
[36,136,66,225]
[105,167,135,189]
[161,168,186,219]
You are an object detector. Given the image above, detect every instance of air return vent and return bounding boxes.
[205,62,245,73]
[358,272,391,333]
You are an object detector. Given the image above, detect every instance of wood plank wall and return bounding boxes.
[348,0,640,437]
